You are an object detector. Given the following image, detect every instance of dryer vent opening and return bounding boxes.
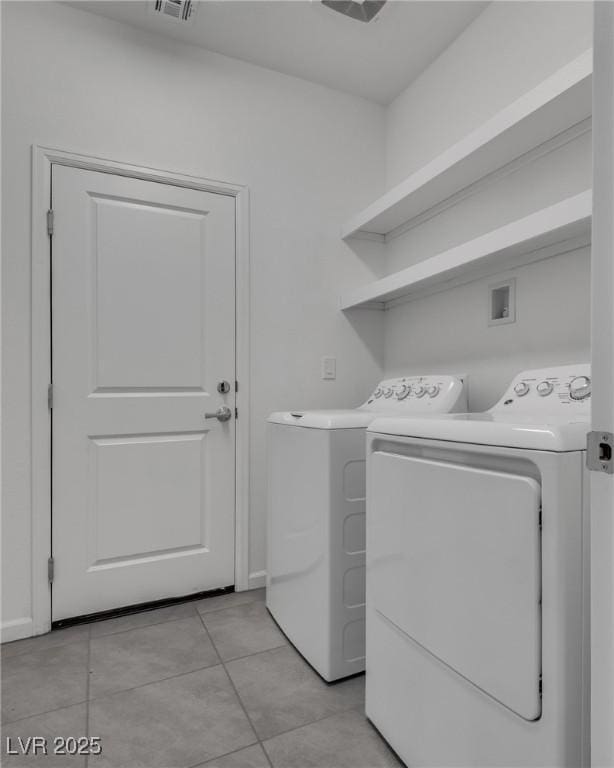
[321,1,387,23]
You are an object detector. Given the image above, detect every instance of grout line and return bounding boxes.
[210,642,288,666]
[84,593,266,639]
[1,606,199,659]
[86,660,223,706]
[88,604,200,640]
[187,742,267,768]
[1,634,89,661]
[1,699,90,727]
[84,623,92,768]
[195,595,265,619]
[258,703,364,745]
[193,611,366,767]
[195,611,263,751]
[1,592,265,658]
[4,614,275,725]
[260,740,275,768]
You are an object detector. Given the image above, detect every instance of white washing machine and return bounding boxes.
[365,365,591,767]
[266,375,467,682]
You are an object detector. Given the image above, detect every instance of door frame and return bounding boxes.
[31,144,251,636]
[591,11,614,765]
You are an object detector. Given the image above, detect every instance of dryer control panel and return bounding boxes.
[362,375,467,414]
[493,364,591,414]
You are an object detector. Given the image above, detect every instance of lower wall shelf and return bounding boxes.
[340,190,592,311]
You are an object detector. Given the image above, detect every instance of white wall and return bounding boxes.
[386,1,593,188]
[1,1,385,636]
[385,246,591,411]
[382,1,593,410]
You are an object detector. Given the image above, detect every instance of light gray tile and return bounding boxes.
[89,665,257,768]
[195,589,265,617]
[1,703,87,767]
[89,602,197,638]
[263,710,401,768]
[226,646,365,740]
[198,744,270,768]
[89,615,219,698]
[202,602,286,661]
[1,643,88,723]
[1,626,90,660]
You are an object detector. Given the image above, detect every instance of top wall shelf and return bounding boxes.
[342,50,592,241]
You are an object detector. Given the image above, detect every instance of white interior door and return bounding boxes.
[592,9,614,766]
[51,165,236,621]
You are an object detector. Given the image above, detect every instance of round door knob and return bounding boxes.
[426,384,440,398]
[204,405,233,422]
[413,385,426,398]
[536,381,554,397]
[514,381,530,397]
[395,384,411,400]
[569,376,591,401]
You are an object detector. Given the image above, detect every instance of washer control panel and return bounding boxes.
[362,375,466,413]
[494,364,591,412]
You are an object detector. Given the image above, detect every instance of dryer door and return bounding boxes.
[369,452,541,720]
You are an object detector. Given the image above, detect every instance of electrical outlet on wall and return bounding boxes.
[321,356,336,380]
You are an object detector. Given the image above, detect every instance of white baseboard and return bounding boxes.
[247,570,266,590]
[1,617,33,644]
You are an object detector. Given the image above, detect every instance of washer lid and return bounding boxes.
[368,411,589,451]
[268,410,379,429]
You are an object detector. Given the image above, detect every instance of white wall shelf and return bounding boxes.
[340,191,592,310]
[342,50,592,241]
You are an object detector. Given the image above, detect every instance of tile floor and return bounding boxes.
[1,589,401,768]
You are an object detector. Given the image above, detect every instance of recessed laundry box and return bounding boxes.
[266,375,466,681]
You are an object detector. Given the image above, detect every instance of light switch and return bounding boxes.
[321,356,336,380]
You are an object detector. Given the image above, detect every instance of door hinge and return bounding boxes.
[46,209,54,236]
[235,380,239,393]
[235,407,238,419]
[538,674,543,698]
[47,384,53,410]
[587,431,614,474]
[48,556,54,584]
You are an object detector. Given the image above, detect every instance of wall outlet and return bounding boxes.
[321,356,336,380]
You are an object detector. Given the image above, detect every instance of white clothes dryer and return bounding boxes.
[365,365,590,767]
[266,375,467,682]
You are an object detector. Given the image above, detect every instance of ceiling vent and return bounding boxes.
[321,0,387,23]
[151,0,196,23]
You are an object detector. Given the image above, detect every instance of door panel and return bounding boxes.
[92,194,207,389]
[52,165,236,621]
[88,433,207,563]
[369,451,542,721]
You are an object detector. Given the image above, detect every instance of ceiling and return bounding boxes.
[70,0,487,104]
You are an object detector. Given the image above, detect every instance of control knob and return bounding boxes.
[382,387,394,399]
[536,381,553,397]
[569,376,591,401]
[413,385,426,398]
[514,381,530,397]
[426,384,440,398]
[373,388,383,399]
[395,384,411,400]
